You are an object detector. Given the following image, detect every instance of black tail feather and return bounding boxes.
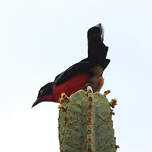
[103,59,110,70]
[87,23,110,70]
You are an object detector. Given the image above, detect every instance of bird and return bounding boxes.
[32,23,110,108]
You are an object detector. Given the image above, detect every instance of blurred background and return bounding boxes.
[0,0,152,151]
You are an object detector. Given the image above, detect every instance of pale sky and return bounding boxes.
[0,0,152,152]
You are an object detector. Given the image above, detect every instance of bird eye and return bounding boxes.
[40,90,44,95]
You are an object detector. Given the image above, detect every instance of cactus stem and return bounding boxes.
[88,97,93,102]
[58,89,117,152]
[87,130,92,134]
[87,119,92,125]
[103,90,111,96]
[58,104,62,109]
[58,104,67,112]
[88,105,92,110]
[87,148,92,152]
[110,109,115,115]
[87,138,92,143]
[88,112,91,118]
[110,111,115,115]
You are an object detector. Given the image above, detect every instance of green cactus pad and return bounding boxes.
[58,90,117,152]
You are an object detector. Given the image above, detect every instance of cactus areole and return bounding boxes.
[58,87,118,152]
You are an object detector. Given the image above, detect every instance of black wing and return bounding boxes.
[54,58,95,86]
[54,23,110,86]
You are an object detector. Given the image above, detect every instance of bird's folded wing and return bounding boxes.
[54,58,95,86]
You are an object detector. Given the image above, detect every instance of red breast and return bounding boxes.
[52,73,90,102]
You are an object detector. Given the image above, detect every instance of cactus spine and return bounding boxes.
[58,87,118,152]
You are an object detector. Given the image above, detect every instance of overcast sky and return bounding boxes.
[0,0,152,152]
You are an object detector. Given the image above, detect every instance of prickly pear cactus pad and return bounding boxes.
[58,87,118,152]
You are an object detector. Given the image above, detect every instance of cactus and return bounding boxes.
[58,87,118,152]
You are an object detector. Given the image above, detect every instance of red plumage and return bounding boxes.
[52,73,89,102]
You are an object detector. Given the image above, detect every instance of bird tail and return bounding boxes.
[87,24,110,70]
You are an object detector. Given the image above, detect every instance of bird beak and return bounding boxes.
[32,98,42,108]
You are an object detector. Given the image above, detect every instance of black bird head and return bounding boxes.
[32,82,54,108]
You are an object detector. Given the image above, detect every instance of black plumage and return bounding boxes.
[54,24,110,86]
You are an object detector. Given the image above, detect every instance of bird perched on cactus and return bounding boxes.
[32,23,110,107]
